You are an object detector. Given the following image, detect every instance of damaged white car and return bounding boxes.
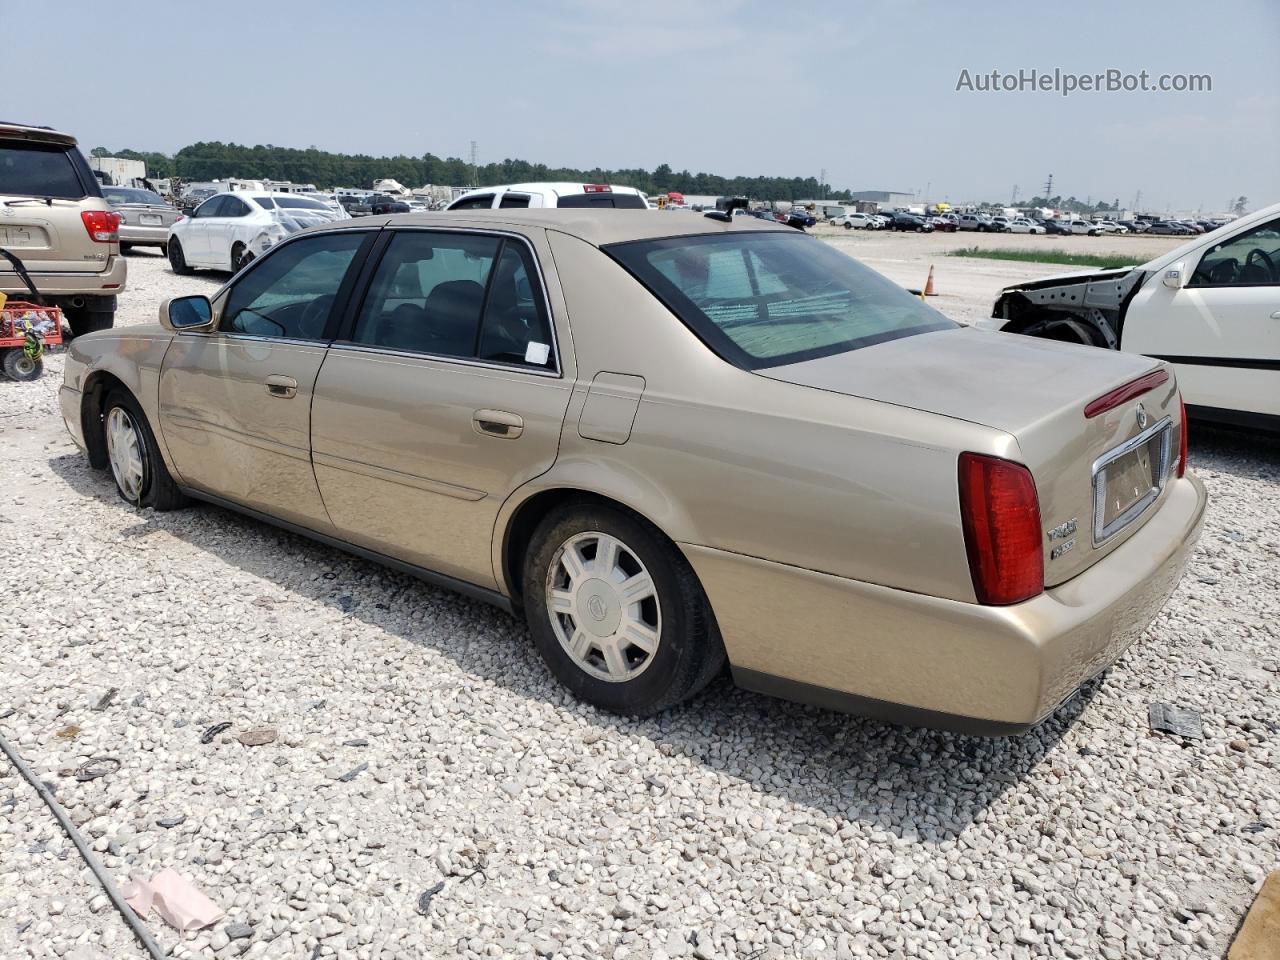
[167,192,348,275]
[978,201,1280,430]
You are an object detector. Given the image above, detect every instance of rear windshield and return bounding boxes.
[276,196,329,210]
[557,193,647,209]
[0,142,88,199]
[605,231,954,369]
[104,187,164,205]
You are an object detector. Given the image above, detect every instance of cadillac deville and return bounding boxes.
[60,210,1207,733]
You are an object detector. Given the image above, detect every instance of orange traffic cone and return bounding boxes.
[923,265,937,296]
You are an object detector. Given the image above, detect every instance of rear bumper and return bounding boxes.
[0,256,127,296]
[119,225,169,245]
[684,473,1207,734]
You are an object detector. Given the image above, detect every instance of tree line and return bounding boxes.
[91,142,839,201]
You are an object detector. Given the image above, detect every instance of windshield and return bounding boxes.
[104,187,164,205]
[606,231,954,369]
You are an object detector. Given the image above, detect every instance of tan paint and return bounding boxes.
[1229,871,1280,960]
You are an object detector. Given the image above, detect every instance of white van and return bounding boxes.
[446,182,649,211]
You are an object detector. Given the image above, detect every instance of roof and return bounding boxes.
[357,208,790,246]
[456,182,646,198]
[0,122,77,146]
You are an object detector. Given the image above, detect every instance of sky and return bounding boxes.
[4,0,1277,214]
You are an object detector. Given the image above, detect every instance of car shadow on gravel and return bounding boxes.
[1190,421,1280,477]
[50,452,1102,840]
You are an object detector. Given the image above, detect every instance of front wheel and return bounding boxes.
[168,238,193,275]
[523,501,725,716]
[102,389,188,510]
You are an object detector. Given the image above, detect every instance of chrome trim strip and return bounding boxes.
[1091,416,1173,545]
[323,341,564,378]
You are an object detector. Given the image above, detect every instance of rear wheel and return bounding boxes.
[2,349,41,381]
[230,242,249,273]
[120,242,133,254]
[523,501,725,716]
[102,389,188,510]
[65,303,114,337]
[168,238,193,275]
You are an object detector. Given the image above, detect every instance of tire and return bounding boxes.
[120,242,133,254]
[522,500,726,716]
[230,242,248,273]
[168,237,193,275]
[2,349,42,381]
[66,306,114,338]
[101,388,188,511]
[159,242,168,257]
[843,221,852,230]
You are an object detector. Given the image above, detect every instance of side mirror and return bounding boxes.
[1163,262,1186,290]
[159,295,215,331]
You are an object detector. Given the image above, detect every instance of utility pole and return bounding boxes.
[819,168,826,199]
[1011,184,1019,205]
[1134,189,1142,212]
[1043,173,1053,201]
[469,140,479,188]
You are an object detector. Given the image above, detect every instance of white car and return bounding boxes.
[167,192,348,274]
[1060,220,1101,236]
[981,201,1280,429]
[1008,218,1045,234]
[1093,220,1129,234]
[831,212,876,230]
[447,182,649,211]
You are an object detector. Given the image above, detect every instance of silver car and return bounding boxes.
[103,186,180,253]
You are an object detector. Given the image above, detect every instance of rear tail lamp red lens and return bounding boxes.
[958,453,1044,606]
[81,210,122,243]
[1177,395,1188,477]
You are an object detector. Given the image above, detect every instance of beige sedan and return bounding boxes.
[59,210,1206,733]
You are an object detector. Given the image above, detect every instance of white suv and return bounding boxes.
[447,182,648,211]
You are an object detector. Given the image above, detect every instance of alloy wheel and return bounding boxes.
[105,407,145,501]
[545,531,662,683]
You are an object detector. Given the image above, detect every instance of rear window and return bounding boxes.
[104,187,164,205]
[275,197,329,210]
[0,142,88,200]
[605,231,954,370]
[557,193,647,209]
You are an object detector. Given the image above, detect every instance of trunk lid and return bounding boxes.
[114,202,180,229]
[760,327,1182,585]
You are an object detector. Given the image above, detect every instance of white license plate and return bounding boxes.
[140,214,163,225]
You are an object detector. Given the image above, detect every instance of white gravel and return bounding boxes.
[0,250,1276,960]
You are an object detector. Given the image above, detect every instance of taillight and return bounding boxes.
[81,210,121,243]
[958,453,1044,605]
[582,184,612,193]
[1177,395,1188,477]
[1083,368,1169,418]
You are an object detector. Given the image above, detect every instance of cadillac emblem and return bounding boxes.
[1135,403,1148,429]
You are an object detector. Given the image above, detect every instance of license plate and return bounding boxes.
[0,225,42,247]
[1092,421,1172,543]
[140,214,162,225]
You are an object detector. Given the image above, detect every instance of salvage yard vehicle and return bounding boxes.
[61,209,1206,733]
[1008,218,1045,234]
[447,182,649,211]
[102,186,180,254]
[167,192,347,274]
[349,193,411,216]
[832,211,876,229]
[981,201,1280,429]
[0,122,124,335]
[956,213,996,232]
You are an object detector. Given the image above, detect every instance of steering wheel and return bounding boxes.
[299,294,335,338]
[1245,248,1276,282]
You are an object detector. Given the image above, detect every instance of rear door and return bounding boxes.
[310,227,572,589]
[0,137,107,273]
[158,229,373,530]
[1123,214,1280,418]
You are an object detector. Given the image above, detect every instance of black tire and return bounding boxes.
[522,500,726,716]
[159,242,168,257]
[66,306,114,338]
[101,388,188,511]
[230,242,248,273]
[2,349,42,381]
[120,242,133,254]
[168,237,193,275]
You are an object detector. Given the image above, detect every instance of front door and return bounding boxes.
[158,229,371,530]
[181,195,221,263]
[1123,214,1280,418]
[310,228,572,589]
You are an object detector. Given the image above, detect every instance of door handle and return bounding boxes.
[473,409,524,439]
[265,375,298,398]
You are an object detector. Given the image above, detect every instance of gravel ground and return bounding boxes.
[0,250,1276,960]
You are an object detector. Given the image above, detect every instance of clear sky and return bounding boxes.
[5,0,1277,213]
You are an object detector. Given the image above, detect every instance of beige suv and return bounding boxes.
[0,122,125,335]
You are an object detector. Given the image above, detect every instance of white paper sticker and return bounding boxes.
[524,341,551,365]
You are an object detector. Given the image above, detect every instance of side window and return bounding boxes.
[499,193,531,209]
[194,196,224,218]
[477,242,554,368]
[1190,218,1280,287]
[222,196,250,218]
[352,232,501,358]
[221,232,366,340]
[449,194,495,210]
